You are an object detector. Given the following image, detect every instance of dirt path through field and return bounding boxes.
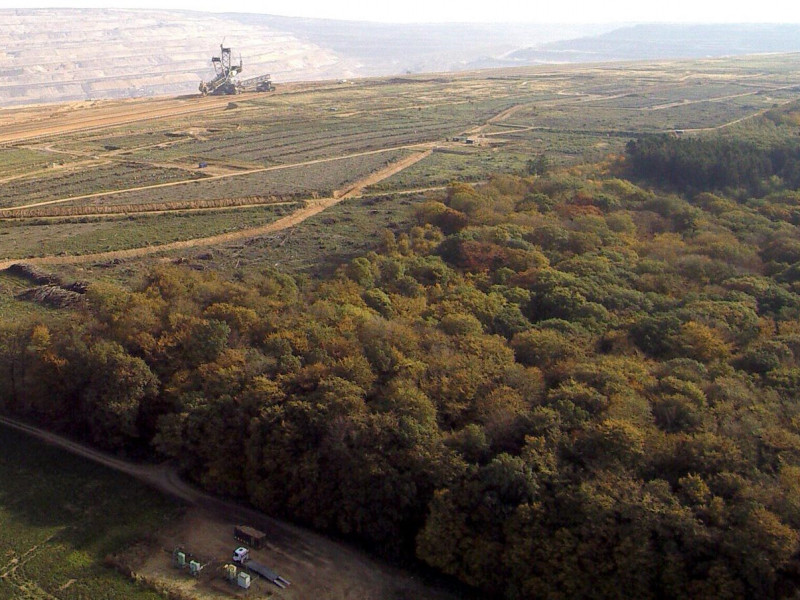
[0,200,299,221]
[682,96,798,133]
[463,102,534,137]
[0,150,432,270]
[0,414,459,599]
[646,83,799,111]
[3,143,433,213]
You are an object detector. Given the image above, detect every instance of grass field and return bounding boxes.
[367,147,526,190]
[0,148,78,180]
[0,203,300,260]
[0,424,180,600]
[193,191,429,275]
[0,270,65,320]
[0,162,207,209]
[46,149,413,209]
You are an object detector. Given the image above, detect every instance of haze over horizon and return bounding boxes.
[9,0,800,24]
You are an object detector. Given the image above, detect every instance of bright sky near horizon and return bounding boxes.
[7,0,800,23]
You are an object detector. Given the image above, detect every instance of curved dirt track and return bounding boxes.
[0,414,458,600]
[0,150,432,271]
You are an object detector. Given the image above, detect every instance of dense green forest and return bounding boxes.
[3,133,800,598]
[625,134,800,196]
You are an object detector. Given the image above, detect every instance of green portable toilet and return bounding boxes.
[237,572,251,589]
[174,551,186,568]
[189,560,201,576]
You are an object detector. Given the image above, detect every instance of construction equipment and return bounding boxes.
[199,44,241,96]
[199,43,274,95]
[223,563,238,582]
[240,73,275,93]
[234,525,268,550]
[232,547,291,589]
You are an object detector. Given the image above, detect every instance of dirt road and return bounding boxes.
[0,150,432,271]
[0,413,458,599]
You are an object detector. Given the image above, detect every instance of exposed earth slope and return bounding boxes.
[0,9,346,106]
[0,9,605,107]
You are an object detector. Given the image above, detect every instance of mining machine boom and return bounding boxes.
[199,43,274,96]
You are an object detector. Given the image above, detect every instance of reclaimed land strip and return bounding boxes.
[3,143,432,212]
[0,150,432,270]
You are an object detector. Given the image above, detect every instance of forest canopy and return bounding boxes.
[625,134,800,196]
[3,137,800,598]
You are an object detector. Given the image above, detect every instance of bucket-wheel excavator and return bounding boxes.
[199,44,274,96]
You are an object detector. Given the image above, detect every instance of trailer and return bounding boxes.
[232,547,291,589]
[234,525,267,549]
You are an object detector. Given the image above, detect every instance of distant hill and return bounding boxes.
[226,14,609,76]
[508,24,800,64]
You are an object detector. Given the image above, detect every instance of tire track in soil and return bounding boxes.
[0,150,432,271]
